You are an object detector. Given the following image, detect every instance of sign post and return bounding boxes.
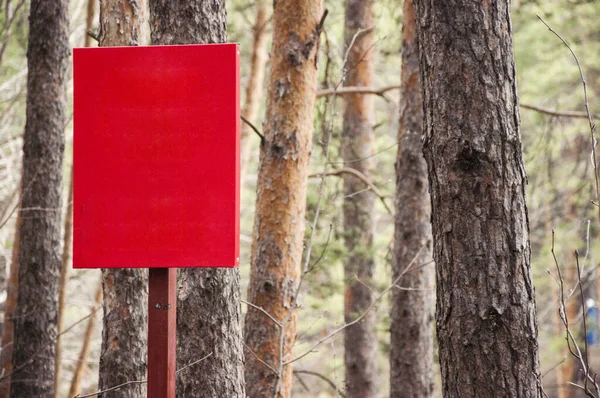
[148,268,177,398]
[72,44,240,397]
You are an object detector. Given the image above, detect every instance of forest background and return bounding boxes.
[0,0,599,397]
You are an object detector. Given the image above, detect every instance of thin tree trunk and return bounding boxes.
[243,0,323,396]
[413,1,542,397]
[10,0,69,395]
[559,262,579,398]
[239,0,269,187]
[148,2,245,397]
[0,210,20,398]
[55,165,73,397]
[56,1,96,393]
[390,0,434,396]
[341,1,377,397]
[97,2,148,397]
[68,281,102,398]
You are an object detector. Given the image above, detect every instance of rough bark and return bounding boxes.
[0,210,20,398]
[148,2,245,397]
[68,281,102,398]
[240,0,269,187]
[341,1,377,397]
[97,2,148,397]
[10,0,69,396]
[413,1,542,397]
[390,0,435,396]
[243,0,323,396]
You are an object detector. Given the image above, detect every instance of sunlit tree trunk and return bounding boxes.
[390,0,434,396]
[243,0,323,396]
[413,0,543,396]
[97,1,148,397]
[240,0,269,187]
[341,0,377,396]
[148,1,245,396]
[10,0,69,396]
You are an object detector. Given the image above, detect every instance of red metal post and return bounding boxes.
[148,268,177,398]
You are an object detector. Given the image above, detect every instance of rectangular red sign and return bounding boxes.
[73,44,240,268]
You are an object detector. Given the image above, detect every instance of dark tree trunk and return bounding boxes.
[341,1,377,397]
[10,0,69,396]
[97,1,148,397]
[148,2,245,397]
[389,0,435,396]
[413,1,542,397]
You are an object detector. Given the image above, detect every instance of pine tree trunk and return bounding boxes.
[10,0,69,396]
[413,1,542,397]
[390,0,435,396]
[239,0,269,187]
[341,1,377,397]
[97,1,148,397]
[148,2,245,397]
[243,0,323,396]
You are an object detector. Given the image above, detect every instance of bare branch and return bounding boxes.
[73,352,213,397]
[309,167,392,215]
[241,299,283,327]
[316,85,400,100]
[294,369,346,397]
[520,103,600,120]
[537,14,600,222]
[284,247,425,366]
[241,115,264,142]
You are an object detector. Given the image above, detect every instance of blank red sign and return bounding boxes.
[73,44,240,268]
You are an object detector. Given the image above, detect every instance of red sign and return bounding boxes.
[73,44,240,268]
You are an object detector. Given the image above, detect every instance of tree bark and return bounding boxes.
[413,1,542,397]
[10,0,69,396]
[390,0,435,396]
[148,2,245,397]
[341,1,377,397]
[0,210,20,398]
[97,2,148,397]
[243,0,323,396]
[239,0,269,187]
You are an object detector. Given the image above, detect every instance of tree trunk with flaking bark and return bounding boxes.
[390,0,434,396]
[243,0,323,396]
[148,1,245,397]
[413,1,542,397]
[97,2,148,397]
[341,1,377,397]
[240,0,269,187]
[0,210,20,398]
[10,0,69,396]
